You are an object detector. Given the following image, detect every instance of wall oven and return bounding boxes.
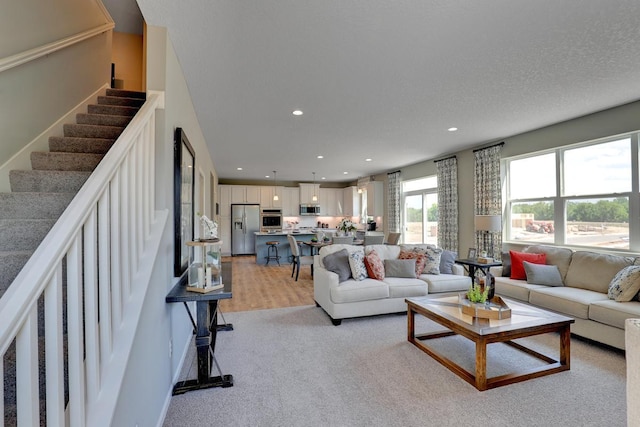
[261,208,282,230]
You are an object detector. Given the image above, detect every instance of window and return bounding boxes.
[402,177,437,245]
[505,135,635,251]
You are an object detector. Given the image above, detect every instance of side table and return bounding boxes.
[165,261,234,394]
[455,258,502,281]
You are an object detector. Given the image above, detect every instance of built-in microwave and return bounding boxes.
[300,204,321,216]
[261,209,282,230]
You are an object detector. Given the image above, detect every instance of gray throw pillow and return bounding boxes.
[384,259,417,278]
[523,261,563,286]
[323,249,352,282]
[439,250,457,274]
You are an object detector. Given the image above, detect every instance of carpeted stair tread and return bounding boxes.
[31,151,103,171]
[49,136,115,154]
[0,250,33,292]
[106,88,146,99]
[9,170,91,193]
[88,104,139,117]
[97,95,145,108]
[75,113,133,128]
[63,123,125,139]
[0,219,57,251]
[0,192,75,219]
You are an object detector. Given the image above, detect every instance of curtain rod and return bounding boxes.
[434,155,456,163]
[387,170,401,175]
[473,141,505,153]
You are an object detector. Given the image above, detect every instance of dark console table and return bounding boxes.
[455,258,502,280]
[166,261,233,394]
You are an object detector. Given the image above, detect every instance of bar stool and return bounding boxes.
[265,241,281,265]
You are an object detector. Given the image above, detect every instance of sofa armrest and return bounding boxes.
[627,319,640,423]
[313,263,340,308]
[489,266,503,277]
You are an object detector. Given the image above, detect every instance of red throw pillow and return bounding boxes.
[510,250,546,280]
[364,250,385,280]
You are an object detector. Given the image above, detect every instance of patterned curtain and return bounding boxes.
[473,143,503,258]
[387,171,401,233]
[436,157,458,252]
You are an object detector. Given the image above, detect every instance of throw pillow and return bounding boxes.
[510,250,546,280]
[501,251,511,277]
[523,261,564,286]
[410,246,442,275]
[608,265,640,302]
[364,249,385,280]
[323,249,352,282]
[348,251,368,281]
[439,250,457,274]
[384,259,417,278]
[399,250,428,277]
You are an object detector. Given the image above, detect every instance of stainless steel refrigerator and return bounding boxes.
[231,204,260,255]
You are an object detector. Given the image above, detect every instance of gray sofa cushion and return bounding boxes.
[529,287,609,320]
[524,245,573,281]
[589,299,640,329]
[384,259,416,278]
[564,251,634,293]
[439,250,457,274]
[523,261,564,286]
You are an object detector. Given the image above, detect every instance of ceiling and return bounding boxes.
[124,1,640,184]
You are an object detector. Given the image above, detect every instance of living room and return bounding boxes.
[3,1,640,426]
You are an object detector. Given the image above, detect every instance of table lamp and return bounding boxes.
[474,214,502,258]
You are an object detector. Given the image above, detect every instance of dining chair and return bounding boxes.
[385,232,401,245]
[287,234,314,281]
[332,236,354,245]
[363,234,385,245]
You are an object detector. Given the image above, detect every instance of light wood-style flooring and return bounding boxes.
[218,255,315,312]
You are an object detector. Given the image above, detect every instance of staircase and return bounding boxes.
[0,88,145,300]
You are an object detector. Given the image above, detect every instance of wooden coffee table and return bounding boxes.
[406,295,574,391]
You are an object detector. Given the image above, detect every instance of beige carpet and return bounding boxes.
[164,306,626,427]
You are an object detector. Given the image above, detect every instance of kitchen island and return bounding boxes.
[254,231,317,265]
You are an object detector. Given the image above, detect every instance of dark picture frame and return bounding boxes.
[174,127,195,281]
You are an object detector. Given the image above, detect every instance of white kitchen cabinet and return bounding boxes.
[220,216,231,255]
[342,186,360,217]
[281,187,300,216]
[320,188,344,216]
[299,183,321,205]
[218,185,232,217]
[366,181,384,217]
[260,186,283,208]
[230,185,260,204]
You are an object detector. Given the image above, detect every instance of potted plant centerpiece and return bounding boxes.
[337,218,357,236]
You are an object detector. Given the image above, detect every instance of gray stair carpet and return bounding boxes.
[0,88,145,293]
[2,89,145,421]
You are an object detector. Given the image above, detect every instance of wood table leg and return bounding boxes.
[560,324,571,368]
[475,338,488,391]
[407,306,415,343]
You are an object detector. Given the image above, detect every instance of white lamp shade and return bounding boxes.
[475,215,502,232]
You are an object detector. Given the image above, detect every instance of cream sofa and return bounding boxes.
[313,244,471,325]
[490,245,640,350]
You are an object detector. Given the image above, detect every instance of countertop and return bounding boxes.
[255,230,318,236]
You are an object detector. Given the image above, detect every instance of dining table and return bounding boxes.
[302,239,364,255]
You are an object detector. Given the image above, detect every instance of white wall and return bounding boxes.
[111,25,220,427]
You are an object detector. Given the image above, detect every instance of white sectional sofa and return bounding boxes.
[490,245,640,350]
[313,244,471,325]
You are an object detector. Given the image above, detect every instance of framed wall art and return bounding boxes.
[174,127,195,281]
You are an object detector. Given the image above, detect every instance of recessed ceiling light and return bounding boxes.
[317,155,324,159]
[365,158,372,162]
[343,171,349,175]
[237,167,243,171]
[448,127,458,132]
[321,177,326,180]
[293,110,303,116]
[265,175,270,178]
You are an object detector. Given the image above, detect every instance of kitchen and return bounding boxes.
[218,182,385,263]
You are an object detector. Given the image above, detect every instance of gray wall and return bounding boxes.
[111,26,220,427]
[0,0,111,166]
[402,100,640,255]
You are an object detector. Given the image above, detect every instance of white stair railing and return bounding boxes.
[0,92,167,426]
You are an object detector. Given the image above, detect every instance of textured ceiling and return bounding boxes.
[133,0,640,184]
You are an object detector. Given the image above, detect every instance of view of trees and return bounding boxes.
[512,197,629,223]
[406,204,438,222]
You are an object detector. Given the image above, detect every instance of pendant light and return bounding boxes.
[312,172,318,202]
[273,170,279,201]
